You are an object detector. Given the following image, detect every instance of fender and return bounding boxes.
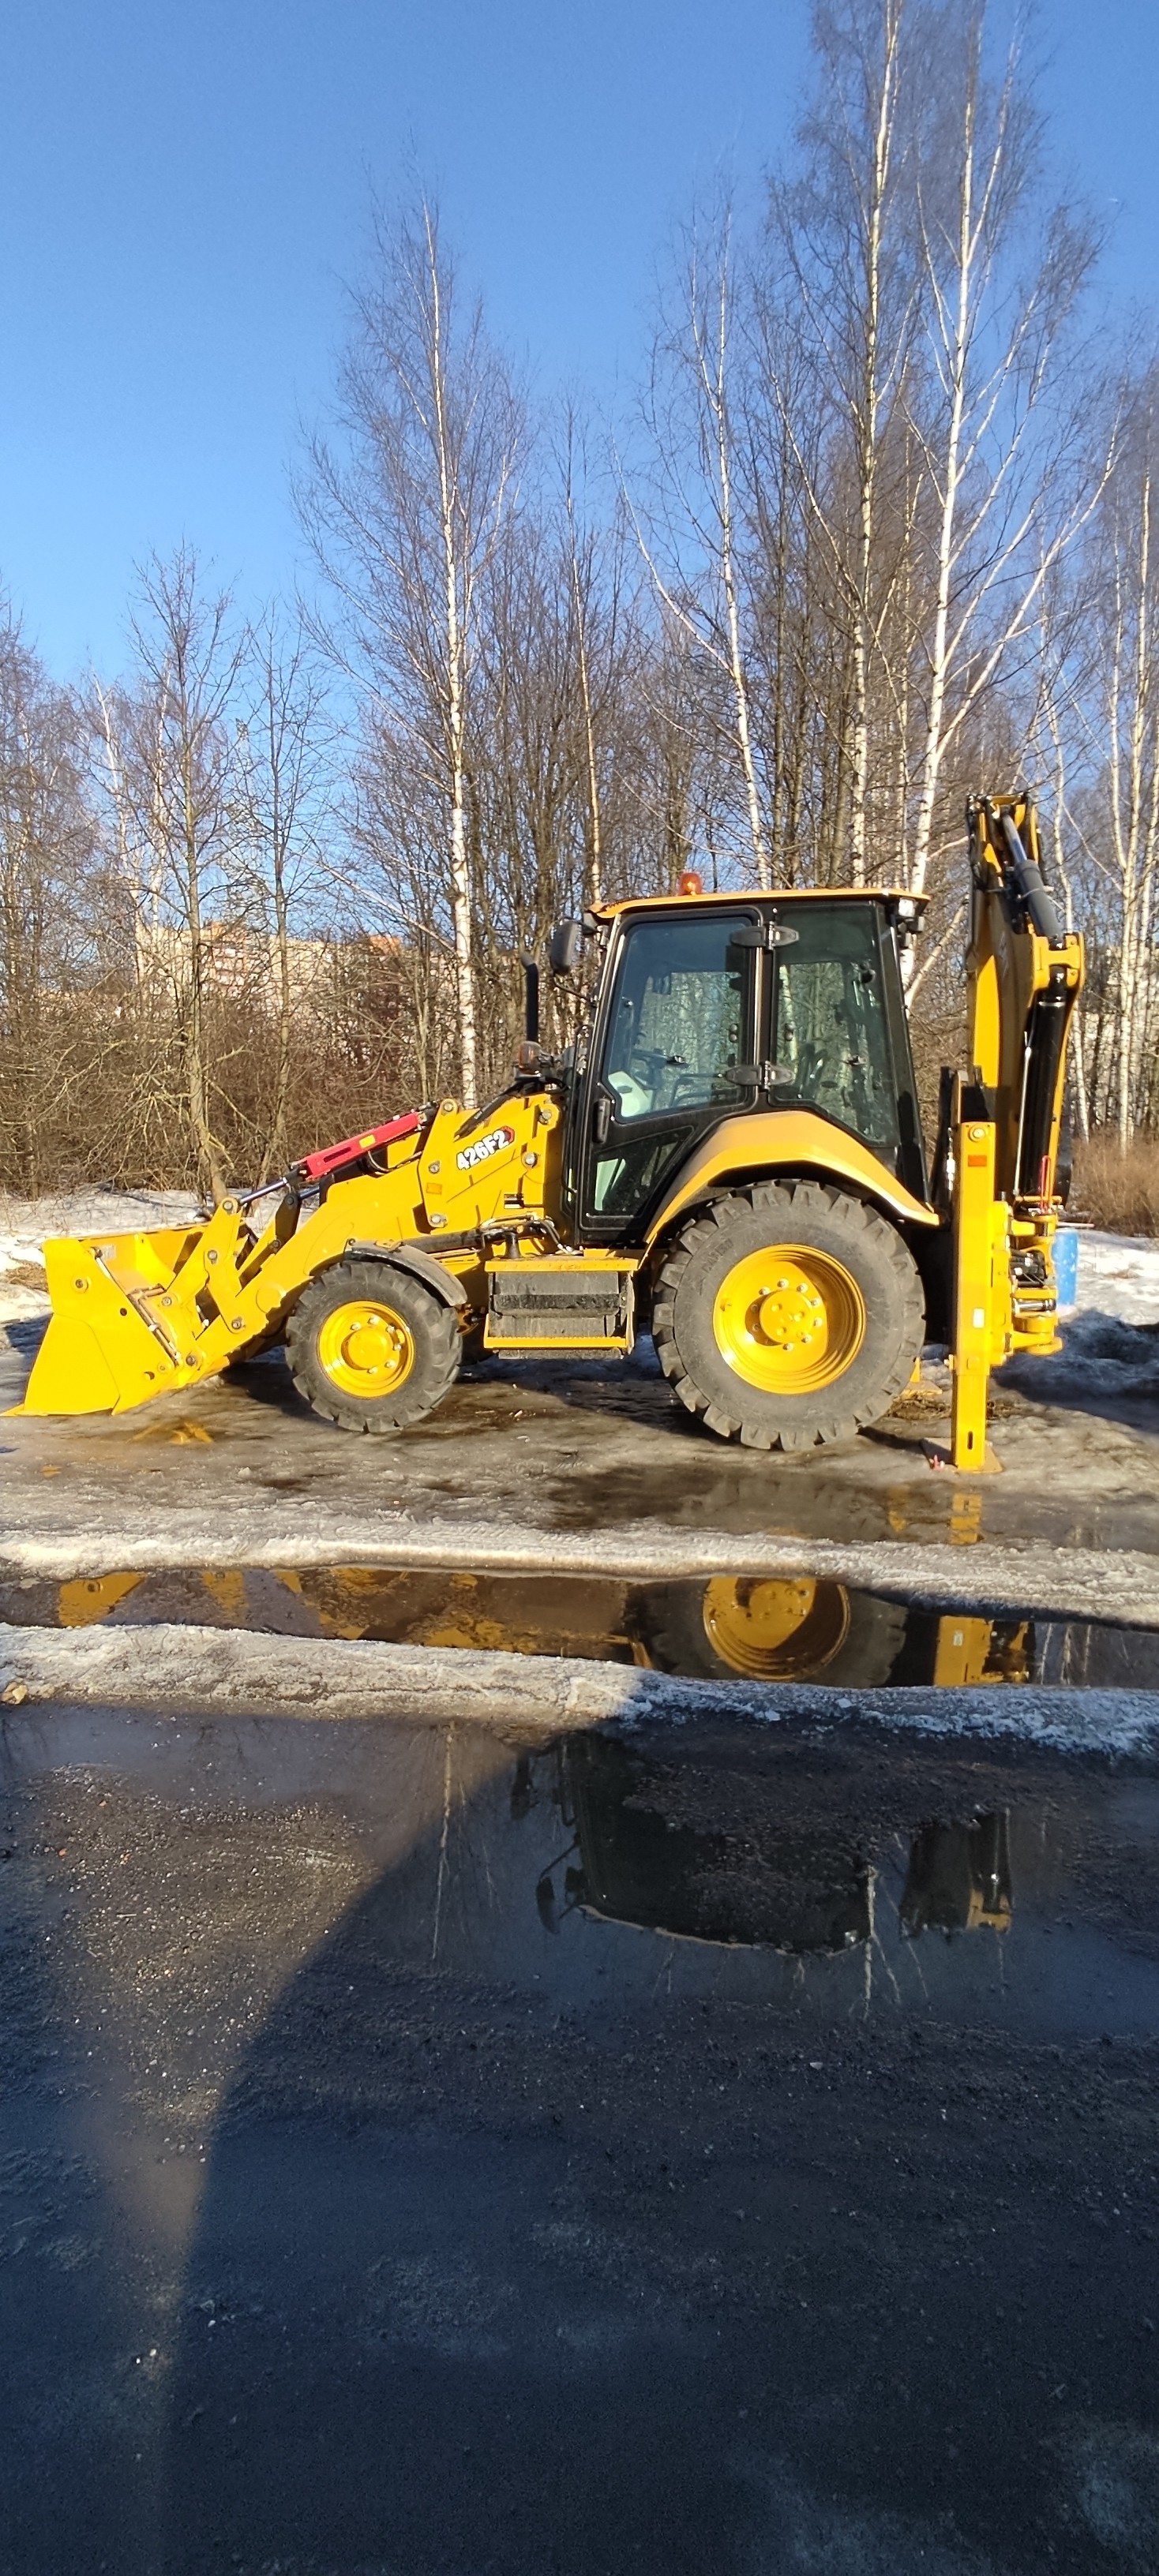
[643,1109,939,1247]
[341,1241,471,1308]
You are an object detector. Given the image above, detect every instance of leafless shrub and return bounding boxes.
[1072,1133,1159,1237]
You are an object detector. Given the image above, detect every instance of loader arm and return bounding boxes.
[14,1089,565,1417]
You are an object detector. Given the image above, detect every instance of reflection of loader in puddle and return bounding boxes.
[42,1563,1038,1692]
[529,1733,1013,1956]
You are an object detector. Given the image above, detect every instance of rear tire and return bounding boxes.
[652,1181,925,1451]
[628,1577,907,1686]
[286,1257,460,1434]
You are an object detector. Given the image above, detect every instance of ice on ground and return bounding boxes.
[1075,1229,1159,1327]
[1,1616,1157,1756]
[1003,1306,1159,1407]
[0,1188,202,1324]
[1002,1236,1159,1409]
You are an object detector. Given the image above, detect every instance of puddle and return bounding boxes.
[2,1563,1158,1692]
[6,1701,1156,2042]
[501,1724,1159,2035]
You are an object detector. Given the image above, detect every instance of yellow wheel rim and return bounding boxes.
[317,1297,415,1398]
[712,1244,865,1394]
[702,1576,850,1679]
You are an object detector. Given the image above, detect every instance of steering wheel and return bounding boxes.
[627,1045,670,1083]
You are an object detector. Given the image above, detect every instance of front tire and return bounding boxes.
[652,1180,925,1451]
[286,1257,460,1433]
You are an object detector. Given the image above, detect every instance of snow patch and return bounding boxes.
[1002,1305,1159,1407]
[4,1511,1159,1627]
[1076,1229,1159,1326]
[0,1618,1157,1756]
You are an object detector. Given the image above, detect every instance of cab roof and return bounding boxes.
[591,886,926,924]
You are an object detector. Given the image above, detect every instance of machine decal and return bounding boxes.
[456,1125,516,1172]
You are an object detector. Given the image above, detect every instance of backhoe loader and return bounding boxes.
[17,792,1082,1467]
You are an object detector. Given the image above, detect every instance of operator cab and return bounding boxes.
[556,891,927,1243]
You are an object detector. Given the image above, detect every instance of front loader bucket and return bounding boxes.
[13,1226,206,1417]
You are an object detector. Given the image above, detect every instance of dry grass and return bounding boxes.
[1072,1133,1159,1236]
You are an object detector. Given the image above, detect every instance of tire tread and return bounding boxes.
[652,1181,924,1454]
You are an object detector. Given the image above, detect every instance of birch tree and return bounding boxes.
[304,194,524,1103]
[238,610,332,1174]
[771,0,920,885]
[1095,385,1159,1146]
[114,550,245,1201]
[562,422,610,908]
[906,1,1105,905]
[636,194,771,889]
[0,617,96,1189]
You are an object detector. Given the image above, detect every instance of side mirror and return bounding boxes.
[549,918,583,975]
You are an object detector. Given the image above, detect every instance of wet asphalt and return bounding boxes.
[4,1325,1159,1563]
[2,1325,1159,2570]
[2,1702,1158,2576]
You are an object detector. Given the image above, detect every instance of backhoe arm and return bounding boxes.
[965,793,1082,1223]
[947,792,1084,1468]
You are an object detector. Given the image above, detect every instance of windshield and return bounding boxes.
[601,913,750,1123]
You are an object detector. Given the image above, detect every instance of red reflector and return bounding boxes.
[966,1154,988,1166]
[295,1111,422,1181]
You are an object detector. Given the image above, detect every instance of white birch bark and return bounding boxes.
[425,207,478,1103]
[908,18,981,904]
[758,0,918,892]
[1108,470,1153,1151]
[565,477,604,908]
[709,249,771,890]
[304,196,521,1107]
[907,15,1106,914]
[849,0,903,887]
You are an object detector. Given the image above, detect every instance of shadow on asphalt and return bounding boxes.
[153,1720,1159,2576]
[2,1703,1159,2571]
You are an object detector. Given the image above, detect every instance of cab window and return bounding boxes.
[601,915,750,1123]
[771,906,899,1154]
[589,912,753,1220]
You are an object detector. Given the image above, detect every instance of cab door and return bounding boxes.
[577,907,760,1242]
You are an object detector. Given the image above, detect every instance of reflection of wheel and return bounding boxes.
[629,1577,907,1686]
[286,1257,460,1433]
[652,1180,924,1450]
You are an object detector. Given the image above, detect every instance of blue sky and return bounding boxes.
[2,0,1157,681]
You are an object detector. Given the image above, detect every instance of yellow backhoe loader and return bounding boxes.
[17,792,1082,1468]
